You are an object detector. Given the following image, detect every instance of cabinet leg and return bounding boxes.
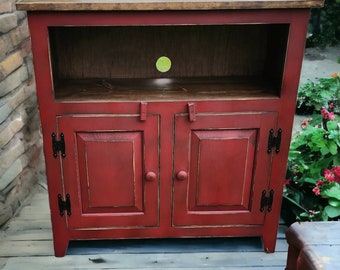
[53,235,69,257]
[262,233,276,253]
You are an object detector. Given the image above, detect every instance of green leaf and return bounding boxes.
[303,177,319,184]
[329,141,338,155]
[321,183,340,200]
[327,120,338,131]
[300,212,309,218]
[322,209,329,221]
[328,198,340,207]
[320,146,330,155]
[324,205,340,218]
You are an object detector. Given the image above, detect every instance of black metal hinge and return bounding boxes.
[52,132,66,158]
[58,194,71,216]
[260,189,274,212]
[267,128,282,154]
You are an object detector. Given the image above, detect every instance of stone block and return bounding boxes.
[0,51,24,80]
[0,33,12,59]
[4,160,41,219]
[0,102,28,149]
[20,38,32,58]
[0,13,17,34]
[0,65,28,97]
[0,0,14,14]
[0,203,12,227]
[0,144,41,195]
[0,150,30,192]
[0,133,25,177]
[10,169,35,199]
[15,11,27,23]
[8,19,30,47]
[0,82,35,123]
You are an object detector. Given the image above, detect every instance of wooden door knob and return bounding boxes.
[145,171,157,181]
[176,170,188,180]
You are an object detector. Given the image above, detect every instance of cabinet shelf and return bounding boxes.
[49,24,288,101]
[54,77,279,101]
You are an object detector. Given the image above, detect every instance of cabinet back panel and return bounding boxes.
[49,24,288,99]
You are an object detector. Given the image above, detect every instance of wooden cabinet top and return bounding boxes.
[16,0,324,11]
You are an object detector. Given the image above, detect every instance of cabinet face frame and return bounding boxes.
[25,8,311,256]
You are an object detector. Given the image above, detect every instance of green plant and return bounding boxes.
[284,100,340,221]
[296,73,339,114]
[307,0,340,48]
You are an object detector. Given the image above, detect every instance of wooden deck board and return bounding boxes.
[2,252,287,269]
[0,185,289,269]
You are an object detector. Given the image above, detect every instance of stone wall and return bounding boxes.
[0,0,43,227]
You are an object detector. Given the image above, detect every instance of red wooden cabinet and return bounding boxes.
[16,0,323,257]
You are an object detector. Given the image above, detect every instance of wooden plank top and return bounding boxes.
[16,0,324,11]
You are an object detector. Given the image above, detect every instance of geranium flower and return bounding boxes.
[301,118,313,129]
[316,179,324,186]
[333,166,340,177]
[332,166,340,182]
[324,169,335,182]
[312,186,320,195]
[321,107,336,120]
[331,72,338,78]
[328,112,335,120]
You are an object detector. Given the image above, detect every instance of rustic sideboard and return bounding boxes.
[16,0,323,257]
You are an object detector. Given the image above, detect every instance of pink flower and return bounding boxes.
[324,169,335,182]
[332,166,340,182]
[328,112,335,120]
[321,107,329,119]
[301,118,313,129]
[328,102,334,109]
[313,186,320,195]
[316,179,324,186]
[333,166,340,177]
[285,179,291,186]
[321,107,336,120]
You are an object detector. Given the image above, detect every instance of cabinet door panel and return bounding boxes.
[190,129,256,211]
[77,132,143,213]
[57,115,159,229]
[173,112,277,226]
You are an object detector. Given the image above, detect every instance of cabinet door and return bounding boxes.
[173,112,277,226]
[57,115,159,229]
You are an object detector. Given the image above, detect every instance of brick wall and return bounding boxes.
[0,0,43,227]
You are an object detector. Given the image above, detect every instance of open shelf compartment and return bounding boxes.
[49,24,289,101]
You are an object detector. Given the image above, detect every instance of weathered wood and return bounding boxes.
[0,187,288,269]
[0,240,54,257]
[5,219,52,231]
[285,221,340,270]
[2,229,52,241]
[16,0,324,11]
[15,1,309,258]
[0,258,8,270]
[2,251,287,269]
[54,78,279,101]
[49,24,286,101]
